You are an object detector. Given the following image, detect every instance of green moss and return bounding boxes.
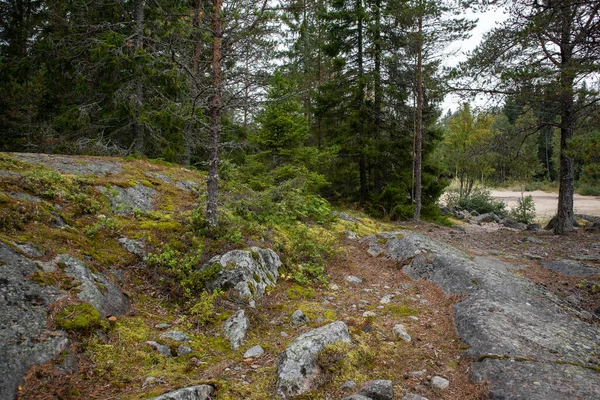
[286,284,315,300]
[139,220,182,231]
[384,304,419,318]
[252,273,261,282]
[29,270,56,286]
[247,280,256,295]
[250,250,260,261]
[56,303,101,331]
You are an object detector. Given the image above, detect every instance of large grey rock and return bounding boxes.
[342,396,372,400]
[58,255,130,317]
[0,242,69,400]
[371,231,600,400]
[97,183,156,215]
[10,153,123,176]
[149,384,215,400]
[471,359,600,400]
[224,310,249,350]
[541,259,599,276]
[145,172,200,193]
[358,379,394,400]
[202,247,281,301]
[276,321,351,398]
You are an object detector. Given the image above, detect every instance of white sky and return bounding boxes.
[441,8,508,112]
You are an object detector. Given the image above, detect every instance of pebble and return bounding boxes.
[346,275,363,284]
[155,323,171,329]
[408,369,426,377]
[380,294,395,304]
[526,236,543,244]
[177,345,192,356]
[160,331,190,342]
[329,283,340,291]
[431,376,449,389]
[243,345,265,358]
[281,331,289,337]
[392,324,411,342]
[340,380,357,391]
[363,311,377,318]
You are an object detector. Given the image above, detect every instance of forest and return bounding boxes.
[1,0,599,233]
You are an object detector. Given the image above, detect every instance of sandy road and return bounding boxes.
[490,190,600,219]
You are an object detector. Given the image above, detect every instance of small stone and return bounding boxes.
[523,252,543,260]
[409,316,419,321]
[346,275,363,284]
[526,236,543,244]
[281,331,289,337]
[358,379,394,400]
[340,380,357,391]
[392,324,411,342]
[431,376,449,389]
[224,310,249,350]
[155,323,171,329]
[329,283,340,291]
[342,395,372,400]
[290,310,310,326]
[243,345,265,359]
[249,300,256,308]
[408,369,426,377]
[177,345,192,356]
[142,377,156,388]
[322,299,331,305]
[146,341,172,357]
[380,294,394,304]
[160,331,190,342]
[363,311,376,318]
[148,385,214,400]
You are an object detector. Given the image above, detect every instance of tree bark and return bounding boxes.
[413,13,423,220]
[555,1,575,234]
[356,0,368,202]
[206,0,223,228]
[133,0,145,154]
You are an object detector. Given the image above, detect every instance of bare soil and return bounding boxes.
[490,189,600,219]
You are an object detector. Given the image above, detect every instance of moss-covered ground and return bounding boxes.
[1,153,485,399]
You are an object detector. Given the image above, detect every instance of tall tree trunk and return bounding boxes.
[555,2,575,234]
[206,0,223,228]
[373,0,383,193]
[133,0,145,154]
[413,13,423,220]
[356,0,368,202]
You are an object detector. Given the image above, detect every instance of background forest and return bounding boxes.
[1,0,599,226]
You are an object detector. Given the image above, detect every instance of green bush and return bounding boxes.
[508,195,536,223]
[56,303,101,331]
[146,246,221,298]
[189,290,222,326]
[448,187,507,216]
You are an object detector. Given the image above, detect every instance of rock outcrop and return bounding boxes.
[0,243,69,400]
[364,231,600,400]
[203,247,282,301]
[276,321,351,398]
[58,254,130,317]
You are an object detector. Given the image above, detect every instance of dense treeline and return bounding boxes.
[1,0,598,232]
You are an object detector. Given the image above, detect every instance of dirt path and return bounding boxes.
[490,189,600,219]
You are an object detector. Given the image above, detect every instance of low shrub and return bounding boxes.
[508,195,536,223]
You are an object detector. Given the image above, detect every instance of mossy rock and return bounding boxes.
[56,303,101,331]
